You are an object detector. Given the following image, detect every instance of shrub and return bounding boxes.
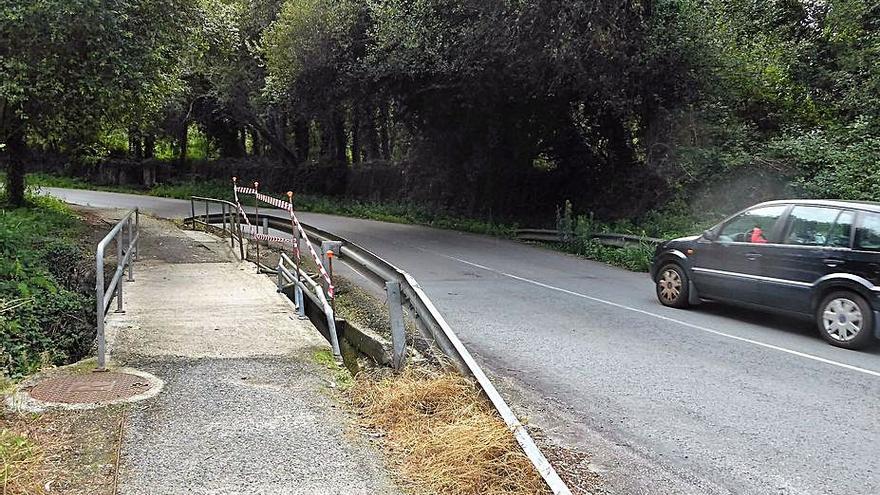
[0,196,96,378]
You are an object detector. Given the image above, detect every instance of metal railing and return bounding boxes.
[276,253,341,358]
[96,208,140,370]
[516,227,663,247]
[189,196,245,259]
[185,205,572,495]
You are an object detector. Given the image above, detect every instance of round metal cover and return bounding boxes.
[29,372,153,404]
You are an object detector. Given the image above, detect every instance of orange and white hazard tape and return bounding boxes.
[231,178,335,297]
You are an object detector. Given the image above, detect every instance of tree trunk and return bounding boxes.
[333,113,347,165]
[294,119,310,164]
[351,107,362,165]
[144,134,155,159]
[178,124,189,165]
[379,101,391,160]
[363,105,380,161]
[251,129,262,156]
[5,118,26,206]
[129,126,143,161]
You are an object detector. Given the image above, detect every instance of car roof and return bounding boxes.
[754,199,880,213]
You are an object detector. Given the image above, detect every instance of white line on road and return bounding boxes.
[441,254,880,378]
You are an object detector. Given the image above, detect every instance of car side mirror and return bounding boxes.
[702,229,716,241]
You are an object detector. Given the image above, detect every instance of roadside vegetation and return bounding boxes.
[31,172,517,237]
[0,194,96,379]
[351,368,548,495]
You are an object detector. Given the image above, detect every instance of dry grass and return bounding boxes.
[350,368,549,495]
[1,428,46,495]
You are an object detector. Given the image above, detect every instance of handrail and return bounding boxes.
[96,208,139,370]
[185,205,572,495]
[277,253,341,359]
[189,196,245,259]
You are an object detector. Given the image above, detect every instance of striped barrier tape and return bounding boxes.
[232,180,335,297]
[235,186,258,195]
[245,231,294,245]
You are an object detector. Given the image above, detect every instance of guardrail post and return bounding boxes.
[386,281,407,370]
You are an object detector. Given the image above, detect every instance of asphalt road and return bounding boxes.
[47,187,880,495]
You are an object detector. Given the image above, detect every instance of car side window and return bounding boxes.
[718,205,787,243]
[855,212,880,251]
[827,211,854,248]
[783,206,850,247]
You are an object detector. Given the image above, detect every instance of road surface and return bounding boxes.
[47,188,880,495]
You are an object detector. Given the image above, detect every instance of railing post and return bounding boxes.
[386,281,407,370]
[134,209,139,261]
[254,181,261,271]
[222,203,228,239]
[295,284,306,319]
[127,216,134,282]
[116,233,124,312]
[237,211,245,260]
[96,248,106,370]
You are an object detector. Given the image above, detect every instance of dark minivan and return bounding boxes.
[651,200,880,349]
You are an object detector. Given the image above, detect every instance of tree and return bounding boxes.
[0,0,193,205]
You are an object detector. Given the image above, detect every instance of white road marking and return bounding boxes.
[442,254,880,378]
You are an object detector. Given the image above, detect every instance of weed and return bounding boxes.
[0,429,44,495]
[313,349,353,389]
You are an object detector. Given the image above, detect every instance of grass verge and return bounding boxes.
[0,429,44,495]
[350,368,549,495]
[29,173,517,237]
[0,194,97,379]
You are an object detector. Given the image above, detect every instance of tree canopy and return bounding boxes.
[3,0,880,221]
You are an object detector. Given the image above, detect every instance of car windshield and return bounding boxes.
[717,205,787,243]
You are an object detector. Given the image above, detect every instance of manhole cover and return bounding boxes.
[29,372,153,404]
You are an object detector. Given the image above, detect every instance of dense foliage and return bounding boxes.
[3,0,880,223]
[0,197,95,377]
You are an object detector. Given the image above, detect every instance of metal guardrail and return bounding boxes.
[189,196,245,259]
[96,208,139,370]
[516,228,663,247]
[186,204,573,495]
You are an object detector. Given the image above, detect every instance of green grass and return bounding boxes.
[313,349,354,389]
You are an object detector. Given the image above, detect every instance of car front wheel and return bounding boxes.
[817,291,876,350]
[656,264,690,308]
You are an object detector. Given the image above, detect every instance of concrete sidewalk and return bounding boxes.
[103,214,399,495]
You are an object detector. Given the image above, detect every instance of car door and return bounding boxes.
[844,210,880,288]
[690,204,788,304]
[758,206,854,313]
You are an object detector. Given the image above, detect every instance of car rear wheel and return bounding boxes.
[656,264,690,308]
[817,291,875,350]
